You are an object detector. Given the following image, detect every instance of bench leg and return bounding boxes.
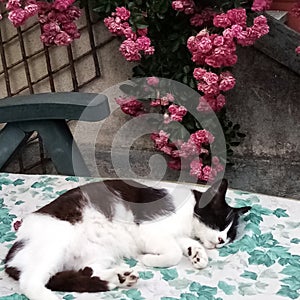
[16,120,91,177]
[0,123,27,170]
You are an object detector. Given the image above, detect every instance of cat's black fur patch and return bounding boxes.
[46,267,109,292]
[4,240,25,280]
[80,180,175,224]
[33,180,175,225]
[36,188,88,224]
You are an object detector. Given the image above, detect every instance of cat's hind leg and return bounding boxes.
[88,263,139,290]
[140,236,183,268]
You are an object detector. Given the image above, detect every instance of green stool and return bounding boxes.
[0,92,110,176]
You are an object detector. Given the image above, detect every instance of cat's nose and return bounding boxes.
[218,237,224,244]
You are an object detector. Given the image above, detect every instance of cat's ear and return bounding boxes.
[234,206,251,215]
[192,190,202,203]
[196,179,228,209]
[206,179,228,200]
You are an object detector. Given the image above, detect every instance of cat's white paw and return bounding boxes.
[187,246,208,269]
[117,270,139,288]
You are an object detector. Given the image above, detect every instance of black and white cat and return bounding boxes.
[4,178,250,300]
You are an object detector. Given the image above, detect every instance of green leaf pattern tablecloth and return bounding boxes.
[0,173,299,300]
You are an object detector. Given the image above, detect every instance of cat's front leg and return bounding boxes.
[140,236,183,268]
[178,237,208,269]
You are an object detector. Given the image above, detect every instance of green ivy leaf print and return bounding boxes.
[0,294,29,299]
[240,270,258,280]
[291,238,300,244]
[277,285,300,299]
[65,177,79,182]
[123,289,145,300]
[169,278,191,290]
[248,250,275,267]
[273,208,289,218]
[13,179,25,186]
[179,293,199,300]
[160,268,178,281]
[63,295,76,300]
[189,282,217,299]
[124,258,138,268]
[238,283,256,296]
[218,281,236,295]
[281,277,300,291]
[138,271,154,280]
[251,204,273,216]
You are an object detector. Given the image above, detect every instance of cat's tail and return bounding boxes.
[46,267,110,292]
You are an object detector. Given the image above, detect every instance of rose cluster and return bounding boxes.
[5,0,81,46]
[116,77,224,182]
[7,0,39,27]
[104,6,154,61]
[151,128,224,182]
[39,0,81,46]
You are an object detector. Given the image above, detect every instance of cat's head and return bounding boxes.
[192,179,251,249]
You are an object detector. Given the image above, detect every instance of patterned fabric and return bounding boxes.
[0,173,299,300]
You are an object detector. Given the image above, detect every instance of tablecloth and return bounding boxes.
[0,173,299,300]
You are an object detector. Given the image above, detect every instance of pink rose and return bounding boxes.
[147,76,159,86]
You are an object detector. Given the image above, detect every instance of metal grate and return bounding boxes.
[0,3,113,174]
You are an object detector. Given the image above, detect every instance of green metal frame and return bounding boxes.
[0,92,110,176]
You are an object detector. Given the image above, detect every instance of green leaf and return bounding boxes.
[189,282,217,296]
[179,294,199,300]
[124,258,138,268]
[218,281,236,295]
[169,278,191,290]
[15,200,25,205]
[291,238,300,244]
[238,283,256,296]
[63,295,76,300]
[13,179,25,186]
[123,289,145,300]
[138,271,154,280]
[260,269,278,279]
[240,270,258,280]
[281,277,300,291]
[277,285,300,299]
[273,208,289,218]
[244,222,261,235]
[65,177,79,182]
[160,268,178,281]
[248,250,275,267]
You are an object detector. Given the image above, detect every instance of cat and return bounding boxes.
[4,178,250,300]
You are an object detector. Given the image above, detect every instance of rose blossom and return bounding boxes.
[8,8,26,26]
[53,0,75,12]
[147,76,159,86]
[251,0,273,12]
[115,6,130,20]
[116,96,144,116]
[219,71,236,91]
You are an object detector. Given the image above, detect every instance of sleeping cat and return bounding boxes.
[4,178,250,300]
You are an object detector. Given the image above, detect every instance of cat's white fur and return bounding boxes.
[6,182,231,300]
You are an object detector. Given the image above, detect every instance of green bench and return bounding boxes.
[0,92,110,176]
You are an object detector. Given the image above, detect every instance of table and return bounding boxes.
[0,173,299,300]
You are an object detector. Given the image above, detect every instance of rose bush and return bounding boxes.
[2,0,299,182]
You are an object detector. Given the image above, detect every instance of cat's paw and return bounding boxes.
[187,246,208,269]
[117,270,139,288]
